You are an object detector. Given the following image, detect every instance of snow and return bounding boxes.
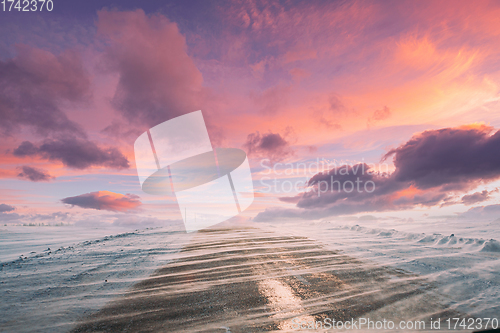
[260,218,500,318]
[0,217,499,332]
[0,225,192,333]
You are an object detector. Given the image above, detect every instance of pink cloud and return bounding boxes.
[249,84,291,115]
[97,9,205,128]
[289,68,311,82]
[367,106,391,127]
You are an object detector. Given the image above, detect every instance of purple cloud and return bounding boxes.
[243,130,294,162]
[461,190,492,205]
[13,141,38,156]
[255,126,500,221]
[0,204,15,213]
[250,85,291,115]
[13,138,129,170]
[0,45,89,137]
[255,163,436,221]
[383,126,500,190]
[458,204,500,220]
[17,166,53,182]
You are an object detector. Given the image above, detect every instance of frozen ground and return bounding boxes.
[0,225,192,333]
[260,218,500,319]
[0,218,499,332]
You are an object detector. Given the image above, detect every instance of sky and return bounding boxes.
[1,0,500,229]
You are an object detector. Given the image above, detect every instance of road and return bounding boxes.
[72,227,464,332]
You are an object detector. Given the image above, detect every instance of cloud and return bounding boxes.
[0,45,89,137]
[328,94,349,116]
[13,141,38,156]
[0,210,73,225]
[283,48,317,64]
[111,216,183,229]
[28,212,71,221]
[243,129,294,162]
[289,68,311,82]
[62,191,141,212]
[17,166,53,182]
[250,84,291,115]
[13,138,129,169]
[458,204,500,220]
[312,94,350,129]
[71,214,184,229]
[101,121,143,140]
[0,204,15,213]
[255,125,500,221]
[0,203,19,223]
[383,125,500,190]
[0,212,21,222]
[256,163,422,221]
[461,190,491,205]
[367,106,391,127]
[97,9,204,128]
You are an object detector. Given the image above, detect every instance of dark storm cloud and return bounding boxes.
[255,126,500,221]
[13,138,129,170]
[0,45,90,136]
[17,166,53,182]
[243,130,294,162]
[383,126,500,190]
[62,191,141,212]
[300,164,399,208]
[256,163,440,221]
[13,141,38,156]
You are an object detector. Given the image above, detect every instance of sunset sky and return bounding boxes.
[1,0,500,228]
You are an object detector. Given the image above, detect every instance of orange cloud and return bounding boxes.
[62,191,141,212]
[392,185,422,201]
